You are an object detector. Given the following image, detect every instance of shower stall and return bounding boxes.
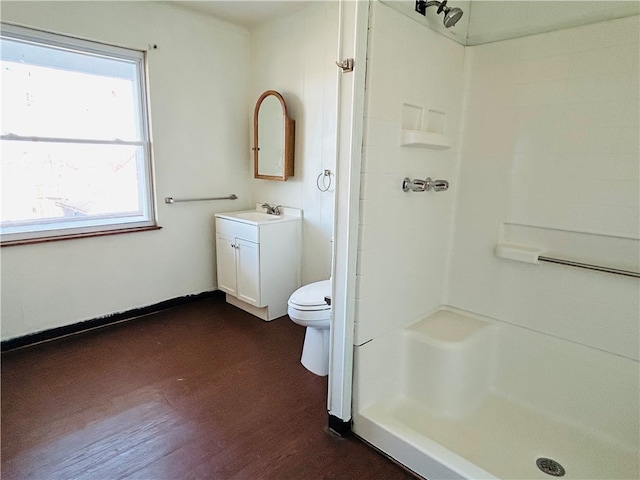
[342,1,640,478]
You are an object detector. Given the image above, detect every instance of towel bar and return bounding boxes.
[165,194,238,204]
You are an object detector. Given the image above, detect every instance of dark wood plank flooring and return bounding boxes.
[1,293,415,479]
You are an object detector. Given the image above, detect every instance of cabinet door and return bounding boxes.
[236,238,261,306]
[216,232,237,297]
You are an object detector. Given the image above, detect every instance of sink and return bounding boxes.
[215,210,297,225]
[232,211,281,222]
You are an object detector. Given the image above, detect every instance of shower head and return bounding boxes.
[415,0,464,29]
[443,7,463,28]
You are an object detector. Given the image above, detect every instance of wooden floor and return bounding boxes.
[1,293,416,479]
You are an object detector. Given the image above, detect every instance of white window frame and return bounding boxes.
[0,24,157,245]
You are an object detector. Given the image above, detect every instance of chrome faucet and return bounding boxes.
[261,203,281,215]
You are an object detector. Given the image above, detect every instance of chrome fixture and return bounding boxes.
[316,169,333,192]
[165,194,238,204]
[261,203,281,215]
[538,255,640,278]
[335,58,354,73]
[415,0,464,28]
[402,177,449,193]
[536,458,566,477]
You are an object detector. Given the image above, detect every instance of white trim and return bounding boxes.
[329,0,370,423]
[1,135,146,146]
[1,220,156,244]
[0,22,146,60]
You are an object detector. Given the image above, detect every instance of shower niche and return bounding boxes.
[400,103,451,149]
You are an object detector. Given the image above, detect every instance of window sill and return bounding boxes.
[1,225,162,247]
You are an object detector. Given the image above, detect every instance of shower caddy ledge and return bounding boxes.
[400,129,451,149]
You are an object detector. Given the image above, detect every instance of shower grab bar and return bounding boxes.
[496,243,639,278]
[165,194,238,204]
[538,255,640,278]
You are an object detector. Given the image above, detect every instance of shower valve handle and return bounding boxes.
[402,177,449,192]
[403,177,426,192]
[430,179,449,192]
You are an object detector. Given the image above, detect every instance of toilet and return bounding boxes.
[287,279,331,376]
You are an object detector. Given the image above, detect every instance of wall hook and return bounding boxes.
[336,58,354,73]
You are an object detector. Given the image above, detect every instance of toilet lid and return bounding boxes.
[289,280,331,308]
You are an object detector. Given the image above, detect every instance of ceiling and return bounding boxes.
[172,1,311,29]
[172,0,640,45]
[382,1,640,45]
[467,1,639,45]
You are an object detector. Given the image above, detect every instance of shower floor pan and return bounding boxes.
[353,308,639,480]
[358,394,638,480]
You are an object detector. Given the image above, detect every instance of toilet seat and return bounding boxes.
[287,280,331,311]
[287,306,330,323]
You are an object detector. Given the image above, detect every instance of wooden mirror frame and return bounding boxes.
[253,90,295,181]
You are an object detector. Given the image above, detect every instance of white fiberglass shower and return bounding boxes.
[335,1,640,479]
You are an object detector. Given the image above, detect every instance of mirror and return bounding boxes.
[253,90,295,181]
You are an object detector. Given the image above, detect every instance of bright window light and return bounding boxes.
[1,24,156,244]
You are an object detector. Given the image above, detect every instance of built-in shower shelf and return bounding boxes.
[400,130,451,149]
[495,243,543,264]
[495,224,640,277]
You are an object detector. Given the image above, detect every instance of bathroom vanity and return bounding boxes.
[214,207,302,321]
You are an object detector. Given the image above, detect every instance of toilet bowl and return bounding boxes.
[287,279,331,376]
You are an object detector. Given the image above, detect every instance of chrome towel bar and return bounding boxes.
[538,255,640,278]
[165,194,238,204]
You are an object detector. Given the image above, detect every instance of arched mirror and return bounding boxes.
[253,90,295,181]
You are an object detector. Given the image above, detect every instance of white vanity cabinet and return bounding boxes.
[215,209,301,321]
[216,232,260,305]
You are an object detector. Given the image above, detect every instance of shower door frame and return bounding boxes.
[328,0,369,428]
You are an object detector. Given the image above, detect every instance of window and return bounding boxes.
[1,24,156,244]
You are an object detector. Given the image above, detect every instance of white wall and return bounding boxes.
[248,2,338,285]
[0,1,251,340]
[354,1,465,344]
[1,1,341,341]
[448,15,640,360]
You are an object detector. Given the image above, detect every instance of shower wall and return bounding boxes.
[355,1,465,345]
[356,2,639,362]
[447,15,640,360]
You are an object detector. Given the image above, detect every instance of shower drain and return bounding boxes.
[536,457,566,477]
